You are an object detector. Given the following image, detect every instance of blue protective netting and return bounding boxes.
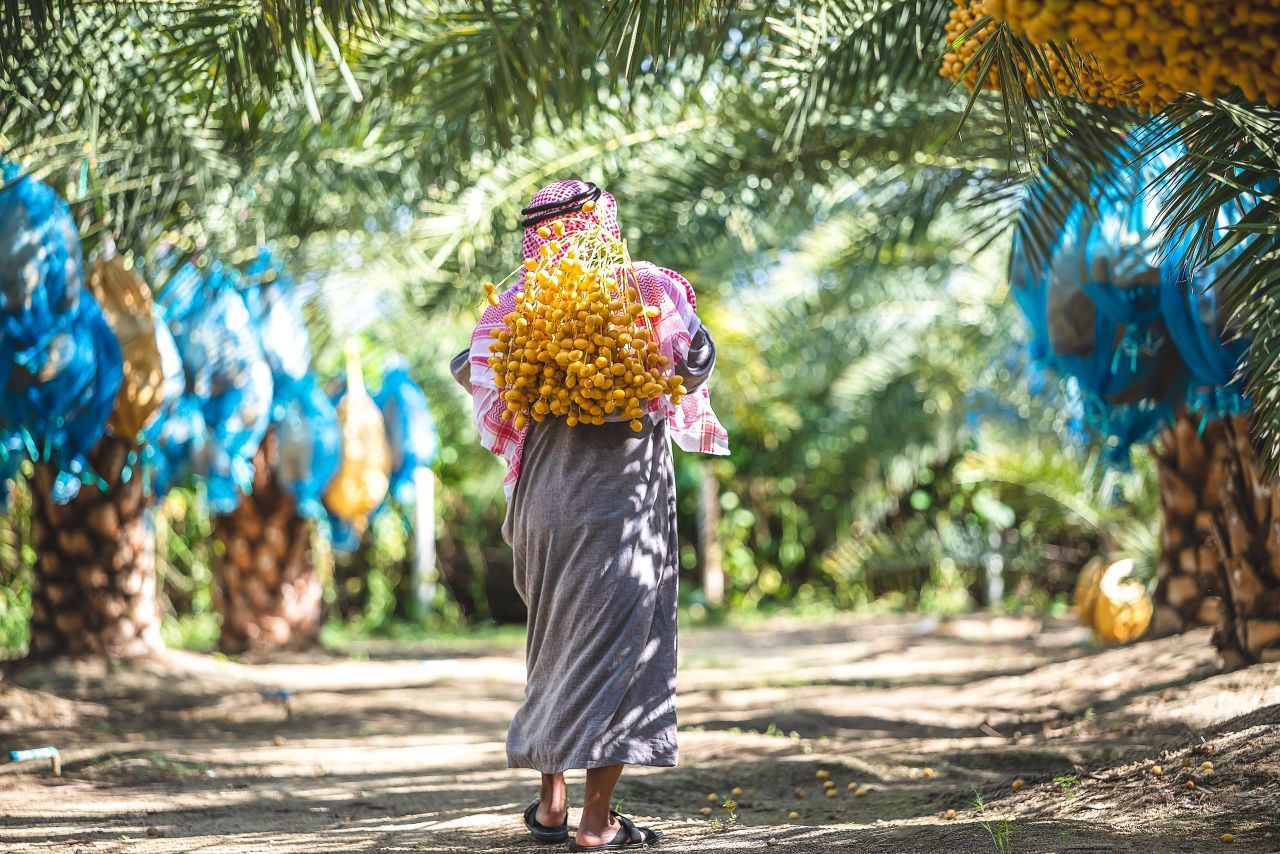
[241,248,314,398]
[327,513,362,553]
[240,248,341,516]
[273,372,341,519]
[142,308,197,496]
[0,164,122,502]
[0,435,22,510]
[1158,194,1254,422]
[374,355,438,506]
[1011,125,1254,464]
[145,395,209,498]
[151,258,273,511]
[322,376,357,552]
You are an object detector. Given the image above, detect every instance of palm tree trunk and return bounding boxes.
[1150,415,1229,636]
[1207,417,1280,667]
[1151,414,1280,666]
[212,431,323,654]
[26,436,164,660]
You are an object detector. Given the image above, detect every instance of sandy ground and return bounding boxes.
[2,614,1279,853]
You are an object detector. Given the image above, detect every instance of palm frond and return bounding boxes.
[0,0,73,56]
[766,0,953,146]
[1152,98,1280,471]
[354,1,606,150]
[2,1,390,111]
[599,0,745,77]
[1,4,244,250]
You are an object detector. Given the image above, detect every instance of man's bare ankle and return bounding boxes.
[536,803,567,825]
[576,813,616,839]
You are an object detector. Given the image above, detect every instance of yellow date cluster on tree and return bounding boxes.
[940,0,999,91]
[941,0,1145,109]
[484,226,688,433]
[989,0,1280,107]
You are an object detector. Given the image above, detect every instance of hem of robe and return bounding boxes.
[507,746,678,774]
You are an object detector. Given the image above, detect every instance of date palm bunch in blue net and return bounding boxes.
[1011,121,1256,464]
[0,163,122,502]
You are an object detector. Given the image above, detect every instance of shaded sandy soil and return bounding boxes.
[2,614,1279,853]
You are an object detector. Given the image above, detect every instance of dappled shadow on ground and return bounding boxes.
[691,709,980,740]
[0,764,1228,854]
[1,615,1277,853]
[423,818,1227,853]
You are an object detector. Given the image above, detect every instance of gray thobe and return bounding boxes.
[451,328,715,771]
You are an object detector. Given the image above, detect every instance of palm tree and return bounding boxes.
[25,436,165,659]
[1147,417,1250,644]
[10,0,1268,654]
[212,430,324,653]
[928,7,1280,663]
[3,2,377,656]
[574,1,1279,661]
[0,170,167,661]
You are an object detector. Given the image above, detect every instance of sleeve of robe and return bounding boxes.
[450,347,472,394]
[674,325,715,393]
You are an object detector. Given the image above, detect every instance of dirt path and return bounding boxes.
[2,614,1279,853]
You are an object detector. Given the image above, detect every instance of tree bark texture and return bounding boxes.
[212,431,323,654]
[27,435,164,660]
[1151,414,1280,666]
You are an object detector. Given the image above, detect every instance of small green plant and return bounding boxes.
[709,800,739,832]
[970,789,1016,854]
[981,815,1016,854]
[1053,774,1080,803]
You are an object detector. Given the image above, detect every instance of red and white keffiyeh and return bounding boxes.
[468,179,729,496]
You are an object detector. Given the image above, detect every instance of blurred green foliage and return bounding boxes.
[155,487,219,649]
[0,0,1178,655]
[0,193,1164,657]
[0,481,34,654]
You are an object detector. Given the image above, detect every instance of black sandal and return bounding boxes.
[567,811,662,851]
[524,800,570,844]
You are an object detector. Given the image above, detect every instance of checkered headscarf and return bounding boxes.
[468,179,728,496]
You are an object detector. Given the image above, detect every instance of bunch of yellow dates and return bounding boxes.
[484,222,688,432]
[941,0,1146,110]
[942,0,1280,111]
[991,0,1280,107]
